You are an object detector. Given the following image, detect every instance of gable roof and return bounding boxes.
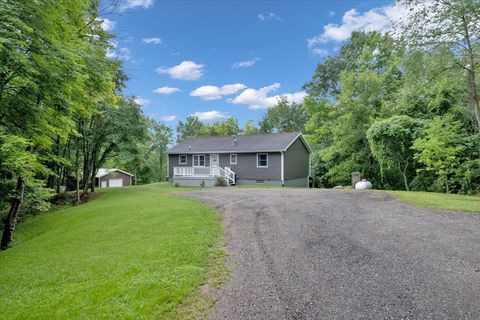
[167,132,311,154]
[96,168,134,178]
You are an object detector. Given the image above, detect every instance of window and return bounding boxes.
[179,154,187,165]
[257,153,268,168]
[193,154,205,167]
[230,154,237,165]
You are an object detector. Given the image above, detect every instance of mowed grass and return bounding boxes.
[388,190,480,213]
[0,183,223,319]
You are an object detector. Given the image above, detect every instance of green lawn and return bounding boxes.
[0,183,224,319]
[387,190,480,213]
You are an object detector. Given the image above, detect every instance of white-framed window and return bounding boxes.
[230,154,237,165]
[257,153,268,168]
[193,154,205,167]
[179,154,187,165]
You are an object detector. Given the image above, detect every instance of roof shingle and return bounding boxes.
[167,132,303,154]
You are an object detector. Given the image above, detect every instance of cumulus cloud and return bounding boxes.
[134,97,150,106]
[191,110,228,122]
[258,12,282,21]
[190,84,246,101]
[153,86,180,95]
[160,115,177,122]
[120,0,154,11]
[156,60,205,81]
[308,3,406,53]
[142,37,162,44]
[100,18,116,32]
[231,83,306,109]
[231,57,260,69]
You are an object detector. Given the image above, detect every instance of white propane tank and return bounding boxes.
[355,179,372,190]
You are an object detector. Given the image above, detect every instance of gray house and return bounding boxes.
[167,132,311,187]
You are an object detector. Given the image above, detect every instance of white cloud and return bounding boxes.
[156,60,205,81]
[106,41,131,61]
[134,97,150,106]
[120,0,154,11]
[231,83,306,109]
[231,57,260,69]
[153,86,180,95]
[307,3,406,52]
[142,37,162,44]
[312,48,329,57]
[191,110,228,122]
[258,12,281,21]
[100,18,116,32]
[190,84,246,101]
[160,115,177,122]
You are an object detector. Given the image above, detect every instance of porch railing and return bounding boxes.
[173,166,236,185]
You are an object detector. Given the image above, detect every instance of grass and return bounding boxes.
[387,190,480,213]
[0,183,226,319]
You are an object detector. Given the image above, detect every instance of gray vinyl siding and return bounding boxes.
[219,152,281,181]
[168,154,210,178]
[99,171,132,187]
[284,138,310,180]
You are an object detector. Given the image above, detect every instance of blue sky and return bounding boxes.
[101,0,397,127]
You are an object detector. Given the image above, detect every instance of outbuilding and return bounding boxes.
[95,168,134,188]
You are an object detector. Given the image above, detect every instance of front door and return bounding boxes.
[210,154,219,167]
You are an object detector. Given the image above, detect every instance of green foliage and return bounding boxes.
[367,116,423,190]
[412,116,469,193]
[258,96,307,133]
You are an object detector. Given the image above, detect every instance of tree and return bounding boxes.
[399,0,480,130]
[412,116,468,193]
[258,97,307,133]
[242,120,259,135]
[207,117,240,136]
[176,116,207,142]
[367,116,423,190]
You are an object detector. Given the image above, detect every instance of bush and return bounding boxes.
[216,176,226,186]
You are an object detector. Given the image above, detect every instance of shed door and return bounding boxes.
[101,180,108,188]
[108,178,123,187]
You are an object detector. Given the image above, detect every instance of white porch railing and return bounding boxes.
[174,166,236,185]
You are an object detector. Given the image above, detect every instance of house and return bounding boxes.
[95,168,134,188]
[167,132,311,187]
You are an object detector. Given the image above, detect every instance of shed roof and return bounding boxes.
[96,168,134,178]
[167,132,310,154]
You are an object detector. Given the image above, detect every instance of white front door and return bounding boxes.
[210,154,219,167]
[101,180,108,188]
[108,178,123,187]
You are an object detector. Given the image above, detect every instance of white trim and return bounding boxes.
[256,153,268,168]
[283,133,312,153]
[193,154,206,167]
[179,154,187,165]
[281,151,284,185]
[230,153,237,165]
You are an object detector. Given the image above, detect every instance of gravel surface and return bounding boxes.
[184,188,480,320]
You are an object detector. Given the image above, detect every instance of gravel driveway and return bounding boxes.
[184,188,480,320]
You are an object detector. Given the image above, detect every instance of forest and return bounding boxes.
[1,0,479,248]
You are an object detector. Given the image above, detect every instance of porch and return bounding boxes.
[173,166,236,186]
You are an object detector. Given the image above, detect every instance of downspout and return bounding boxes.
[281,151,285,187]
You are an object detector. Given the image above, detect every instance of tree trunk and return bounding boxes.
[399,161,410,191]
[462,14,480,131]
[75,137,81,204]
[1,177,25,250]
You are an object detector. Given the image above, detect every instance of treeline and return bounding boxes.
[303,0,480,193]
[0,0,171,249]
